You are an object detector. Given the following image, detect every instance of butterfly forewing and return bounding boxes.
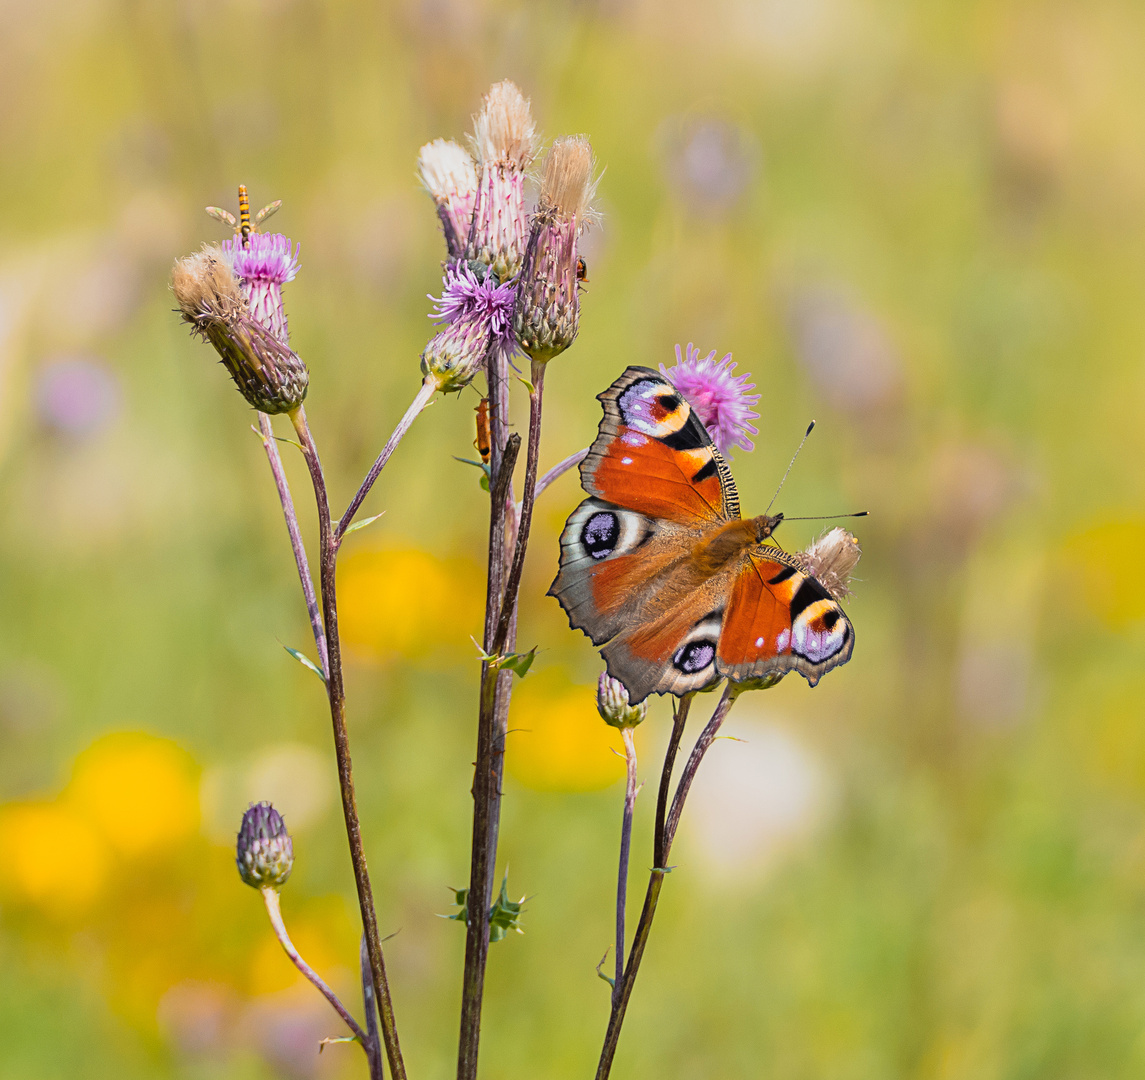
[580,367,738,524]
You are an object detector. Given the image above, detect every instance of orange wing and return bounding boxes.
[580,367,739,524]
[716,550,854,687]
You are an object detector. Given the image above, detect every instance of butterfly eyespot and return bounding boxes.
[582,511,620,559]
[673,640,716,674]
[821,610,839,630]
[656,393,681,412]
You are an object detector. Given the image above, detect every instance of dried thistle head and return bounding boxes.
[470,80,538,169]
[172,244,308,414]
[537,135,600,224]
[418,138,478,259]
[795,527,862,600]
[513,136,600,364]
[466,80,538,281]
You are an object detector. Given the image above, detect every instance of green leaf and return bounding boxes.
[517,375,535,394]
[283,646,326,683]
[342,512,385,536]
[499,647,537,678]
[441,878,526,942]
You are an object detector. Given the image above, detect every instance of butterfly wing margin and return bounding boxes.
[580,366,741,524]
[716,549,854,687]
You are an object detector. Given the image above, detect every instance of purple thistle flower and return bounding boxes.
[430,261,518,360]
[660,343,761,456]
[222,233,300,345]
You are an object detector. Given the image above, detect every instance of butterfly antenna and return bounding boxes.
[783,511,870,521]
[766,421,815,515]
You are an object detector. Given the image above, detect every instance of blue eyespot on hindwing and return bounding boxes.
[582,511,620,560]
[674,639,716,674]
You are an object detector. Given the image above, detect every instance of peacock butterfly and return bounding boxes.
[548,366,857,703]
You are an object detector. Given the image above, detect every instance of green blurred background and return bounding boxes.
[3,0,1145,1077]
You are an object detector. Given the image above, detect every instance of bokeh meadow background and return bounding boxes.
[3,0,1145,1076]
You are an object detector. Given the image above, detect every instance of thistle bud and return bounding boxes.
[173,245,309,414]
[418,139,478,259]
[794,527,862,600]
[421,312,491,393]
[513,136,599,363]
[597,672,646,729]
[466,81,538,281]
[236,802,294,890]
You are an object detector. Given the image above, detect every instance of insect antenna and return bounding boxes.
[782,511,869,522]
[766,421,815,515]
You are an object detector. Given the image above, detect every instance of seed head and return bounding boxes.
[418,139,479,259]
[596,672,646,729]
[173,244,309,414]
[794,527,862,600]
[466,81,538,281]
[513,136,598,364]
[421,313,491,393]
[236,802,294,891]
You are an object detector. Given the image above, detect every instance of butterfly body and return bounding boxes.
[549,367,855,703]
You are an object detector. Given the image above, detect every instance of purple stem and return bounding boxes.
[261,887,369,1049]
[529,447,588,507]
[289,405,407,1080]
[595,685,741,1080]
[336,375,436,544]
[614,726,638,1001]
[255,412,328,673]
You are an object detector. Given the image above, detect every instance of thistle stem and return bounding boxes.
[255,412,328,673]
[614,726,638,1001]
[458,426,521,1080]
[492,360,546,654]
[360,935,384,1080]
[595,686,741,1080]
[289,404,407,1080]
[527,446,588,508]
[261,887,370,1050]
[336,375,436,543]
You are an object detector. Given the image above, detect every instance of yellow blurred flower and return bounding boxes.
[338,545,482,661]
[66,732,199,857]
[506,671,626,792]
[1064,519,1145,630]
[0,801,109,915]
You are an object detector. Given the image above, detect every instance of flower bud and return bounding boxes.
[794,527,862,600]
[418,138,478,259]
[513,136,598,363]
[173,245,309,414]
[466,81,538,281]
[236,802,294,890]
[597,672,646,729]
[421,313,491,393]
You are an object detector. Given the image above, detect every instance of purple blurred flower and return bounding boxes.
[222,232,300,344]
[661,343,760,456]
[430,261,517,359]
[36,356,121,439]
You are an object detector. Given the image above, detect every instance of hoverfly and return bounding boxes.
[206,184,282,249]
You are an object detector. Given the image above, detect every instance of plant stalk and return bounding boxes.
[614,726,639,1001]
[261,887,369,1050]
[290,404,407,1080]
[595,685,741,1080]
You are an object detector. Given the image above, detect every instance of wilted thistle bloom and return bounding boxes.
[466,80,538,281]
[172,245,309,414]
[596,672,646,729]
[236,801,294,890]
[513,136,599,364]
[419,138,478,259]
[421,261,517,392]
[223,232,300,344]
[661,343,760,456]
[794,527,862,600]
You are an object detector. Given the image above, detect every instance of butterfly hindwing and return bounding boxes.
[717,548,854,687]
